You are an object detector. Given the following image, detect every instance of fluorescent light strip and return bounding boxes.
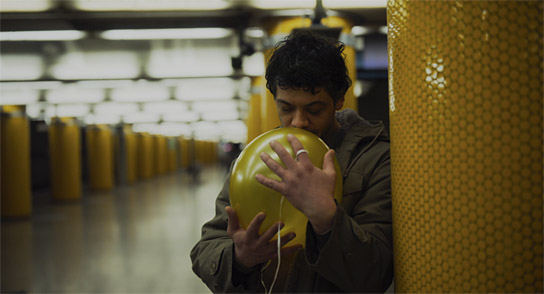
[0,81,63,90]
[251,0,315,9]
[0,30,86,41]
[323,0,387,8]
[0,0,54,12]
[73,0,231,11]
[85,114,121,125]
[0,89,40,105]
[123,112,161,124]
[100,28,232,40]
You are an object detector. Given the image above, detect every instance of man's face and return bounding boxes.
[275,87,344,140]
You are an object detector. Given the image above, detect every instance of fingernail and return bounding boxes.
[287,134,294,139]
[259,213,266,220]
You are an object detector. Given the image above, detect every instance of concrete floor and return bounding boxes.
[1,166,227,293]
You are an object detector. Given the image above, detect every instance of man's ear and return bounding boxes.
[335,97,345,110]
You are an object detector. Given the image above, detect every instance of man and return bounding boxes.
[191,30,393,293]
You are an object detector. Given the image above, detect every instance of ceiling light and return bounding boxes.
[123,112,161,124]
[251,0,315,9]
[0,89,40,105]
[218,120,247,143]
[85,114,121,125]
[132,123,159,134]
[201,111,239,121]
[192,121,220,141]
[157,123,192,137]
[100,28,232,40]
[143,101,188,113]
[192,101,238,112]
[176,78,236,101]
[26,104,45,119]
[110,83,170,102]
[0,54,44,80]
[0,81,62,90]
[162,112,200,123]
[352,26,370,36]
[0,0,54,12]
[94,102,139,115]
[51,51,140,80]
[246,28,265,38]
[323,0,387,8]
[0,30,86,41]
[76,79,135,88]
[46,87,104,103]
[73,0,231,11]
[56,104,90,117]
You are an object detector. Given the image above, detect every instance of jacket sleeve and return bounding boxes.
[190,172,262,293]
[305,144,394,293]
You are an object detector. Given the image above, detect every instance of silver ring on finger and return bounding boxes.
[295,149,308,161]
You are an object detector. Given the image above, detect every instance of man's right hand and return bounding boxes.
[226,206,302,268]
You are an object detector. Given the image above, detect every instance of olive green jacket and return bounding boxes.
[191,109,393,293]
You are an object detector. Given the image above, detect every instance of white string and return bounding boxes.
[260,196,285,294]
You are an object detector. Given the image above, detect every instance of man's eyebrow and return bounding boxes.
[276,99,328,107]
[306,101,328,107]
[276,99,292,105]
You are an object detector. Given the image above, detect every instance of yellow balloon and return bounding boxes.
[230,127,342,247]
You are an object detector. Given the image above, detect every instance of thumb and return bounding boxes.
[226,206,241,234]
[322,149,336,174]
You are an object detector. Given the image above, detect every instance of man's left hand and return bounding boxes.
[255,134,337,234]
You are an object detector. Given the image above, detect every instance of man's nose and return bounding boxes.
[291,110,309,129]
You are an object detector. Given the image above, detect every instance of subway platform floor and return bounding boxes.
[1,165,229,293]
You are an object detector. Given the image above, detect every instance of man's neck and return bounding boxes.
[322,119,342,147]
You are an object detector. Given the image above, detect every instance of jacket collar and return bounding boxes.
[334,109,389,176]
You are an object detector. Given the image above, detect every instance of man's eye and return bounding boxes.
[307,108,322,115]
[281,107,293,113]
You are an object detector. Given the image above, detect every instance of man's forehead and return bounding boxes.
[276,87,331,101]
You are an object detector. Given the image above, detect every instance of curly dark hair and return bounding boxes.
[265,30,352,103]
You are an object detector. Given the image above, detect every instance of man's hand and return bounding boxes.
[226,206,302,268]
[255,134,337,234]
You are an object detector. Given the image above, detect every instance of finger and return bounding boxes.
[279,232,297,247]
[246,212,266,237]
[256,174,286,195]
[280,244,304,256]
[226,206,241,234]
[269,140,296,168]
[322,149,336,173]
[269,244,303,260]
[261,221,284,242]
[287,134,309,162]
[260,151,287,178]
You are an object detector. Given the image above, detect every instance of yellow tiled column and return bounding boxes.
[124,125,137,183]
[322,16,357,111]
[86,125,114,190]
[49,117,81,201]
[178,137,190,169]
[154,135,167,175]
[137,132,154,180]
[167,137,178,172]
[388,1,543,292]
[247,76,264,143]
[1,105,32,218]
